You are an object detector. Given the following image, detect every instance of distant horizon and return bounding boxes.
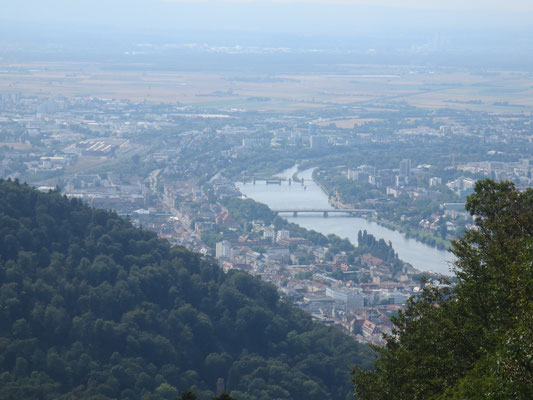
[3,0,533,34]
[2,0,533,70]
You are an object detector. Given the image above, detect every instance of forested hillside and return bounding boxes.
[0,179,373,400]
[353,180,533,399]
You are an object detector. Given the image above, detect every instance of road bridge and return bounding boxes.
[241,177,305,186]
[271,208,374,217]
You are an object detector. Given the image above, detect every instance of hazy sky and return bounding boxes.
[2,0,533,69]
[3,0,533,34]
[162,0,533,12]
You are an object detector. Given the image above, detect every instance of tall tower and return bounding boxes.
[308,123,317,136]
[216,378,225,396]
[399,159,411,177]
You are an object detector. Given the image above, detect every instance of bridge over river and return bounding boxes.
[272,208,374,217]
[241,177,306,185]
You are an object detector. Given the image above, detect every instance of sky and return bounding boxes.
[3,0,533,35]
[2,0,533,70]
[160,0,533,12]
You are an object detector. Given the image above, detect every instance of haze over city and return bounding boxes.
[0,1,532,399]
[2,0,533,70]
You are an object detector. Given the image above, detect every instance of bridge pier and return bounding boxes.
[323,211,328,217]
[293,211,298,217]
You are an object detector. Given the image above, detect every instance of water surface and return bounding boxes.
[237,167,453,275]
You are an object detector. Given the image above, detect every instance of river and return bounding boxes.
[236,166,454,275]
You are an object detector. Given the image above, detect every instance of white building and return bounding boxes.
[276,229,290,243]
[216,241,232,259]
[446,177,476,191]
[325,287,365,308]
[263,226,276,240]
[429,177,442,186]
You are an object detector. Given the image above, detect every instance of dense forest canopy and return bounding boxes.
[353,179,533,399]
[0,179,373,400]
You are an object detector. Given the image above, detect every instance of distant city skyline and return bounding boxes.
[2,0,533,71]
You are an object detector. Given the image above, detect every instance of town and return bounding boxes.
[2,89,532,345]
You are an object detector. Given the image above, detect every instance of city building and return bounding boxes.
[325,287,365,308]
[215,241,232,259]
[308,123,317,136]
[310,135,328,149]
[263,226,276,240]
[429,177,442,186]
[399,159,411,177]
[276,229,290,243]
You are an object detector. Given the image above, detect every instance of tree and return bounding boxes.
[0,179,374,400]
[353,179,533,399]
[155,383,179,399]
[178,391,198,400]
[213,393,237,400]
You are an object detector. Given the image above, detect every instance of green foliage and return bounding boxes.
[327,234,355,254]
[201,231,224,249]
[0,179,373,399]
[213,394,238,400]
[179,390,199,400]
[353,179,533,399]
[317,171,381,204]
[223,197,329,246]
[314,167,455,250]
[355,230,398,264]
[223,198,276,226]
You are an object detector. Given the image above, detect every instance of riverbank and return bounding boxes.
[237,168,453,275]
[374,219,450,251]
[310,169,451,251]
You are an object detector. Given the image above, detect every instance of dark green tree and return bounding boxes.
[178,390,198,400]
[0,178,373,400]
[213,393,237,400]
[353,179,533,399]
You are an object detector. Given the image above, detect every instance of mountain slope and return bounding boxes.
[0,179,373,400]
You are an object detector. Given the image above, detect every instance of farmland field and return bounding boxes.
[1,62,533,112]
